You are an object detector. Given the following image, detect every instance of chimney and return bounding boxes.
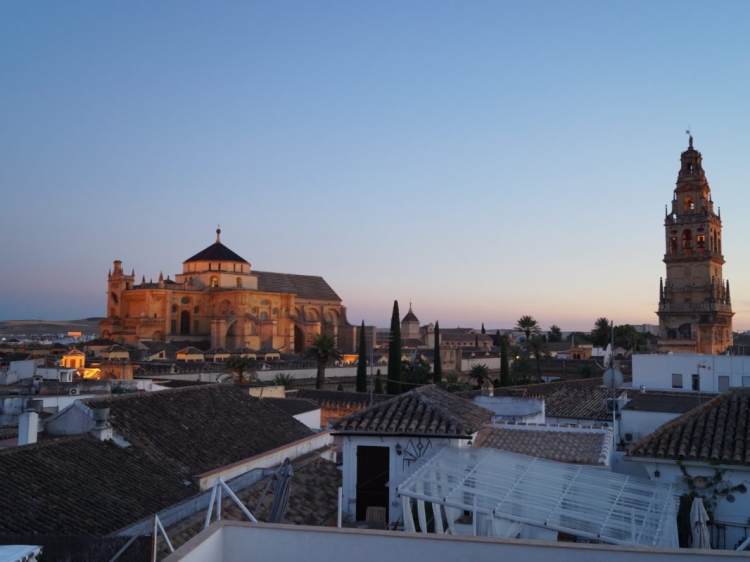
[18,410,39,446]
[90,407,112,441]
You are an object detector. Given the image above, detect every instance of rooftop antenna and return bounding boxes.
[601,321,623,436]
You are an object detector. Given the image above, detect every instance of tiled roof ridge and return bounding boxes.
[488,421,608,431]
[0,433,90,455]
[83,382,226,404]
[630,388,750,463]
[414,386,483,432]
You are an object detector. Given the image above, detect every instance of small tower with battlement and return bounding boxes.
[657,136,733,354]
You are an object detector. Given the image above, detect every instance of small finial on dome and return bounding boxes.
[216,225,221,243]
[686,128,693,149]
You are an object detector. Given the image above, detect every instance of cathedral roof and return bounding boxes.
[255,271,341,301]
[184,229,249,264]
[402,305,419,323]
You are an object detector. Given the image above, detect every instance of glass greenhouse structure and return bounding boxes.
[398,446,679,547]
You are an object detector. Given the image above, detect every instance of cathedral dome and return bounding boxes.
[184,229,249,264]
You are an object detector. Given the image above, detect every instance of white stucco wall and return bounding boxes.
[630,458,750,549]
[293,409,321,430]
[339,436,471,524]
[633,354,750,392]
[619,410,682,444]
[164,521,746,562]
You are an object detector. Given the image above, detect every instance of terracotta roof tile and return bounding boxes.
[255,271,341,301]
[475,425,612,465]
[628,388,750,466]
[163,455,341,554]
[623,391,718,414]
[262,398,320,416]
[331,385,493,436]
[0,436,195,535]
[544,386,624,421]
[83,385,313,482]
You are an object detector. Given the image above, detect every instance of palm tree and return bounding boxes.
[304,333,343,390]
[515,315,541,343]
[592,317,611,347]
[224,355,256,384]
[469,364,491,387]
[528,336,551,380]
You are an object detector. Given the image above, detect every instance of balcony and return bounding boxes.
[663,250,723,262]
[658,302,732,313]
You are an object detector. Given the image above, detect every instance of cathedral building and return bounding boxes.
[657,137,733,354]
[99,230,355,353]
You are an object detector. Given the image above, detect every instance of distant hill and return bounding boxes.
[0,318,101,337]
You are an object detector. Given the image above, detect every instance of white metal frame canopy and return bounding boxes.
[398,446,678,547]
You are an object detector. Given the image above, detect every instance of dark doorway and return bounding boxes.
[180,311,190,335]
[294,325,305,353]
[356,446,390,521]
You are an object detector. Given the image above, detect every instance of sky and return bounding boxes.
[1,1,749,332]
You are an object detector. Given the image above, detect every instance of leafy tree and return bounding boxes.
[548,325,563,343]
[511,352,537,384]
[567,331,591,344]
[591,317,612,347]
[374,369,384,394]
[528,336,551,379]
[439,372,470,393]
[469,364,490,387]
[515,315,541,343]
[403,355,432,387]
[304,333,343,390]
[433,321,442,383]
[356,321,368,392]
[614,324,646,352]
[576,363,598,379]
[272,372,294,387]
[499,336,511,387]
[387,301,402,394]
[224,355,256,384]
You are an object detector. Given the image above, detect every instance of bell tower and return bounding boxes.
[657,136,733,354]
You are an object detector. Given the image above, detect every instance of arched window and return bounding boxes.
[180,311,191,335]
[696,235,706,250]
[684,196,694,211]
[210,276,219,288]
[682,229,693,252]
[260,312,268,320]
[236,277,242,287]
[669,237,678,254]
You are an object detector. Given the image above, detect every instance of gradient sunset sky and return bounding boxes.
[2,1,749,332]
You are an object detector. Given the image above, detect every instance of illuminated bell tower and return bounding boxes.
[657,136,733,354]
[106,260,135,319]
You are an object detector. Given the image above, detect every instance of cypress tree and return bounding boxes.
[356,321,368,392]
[475,334,479,348]
[481,323,486,334]
[500,336,511,387]
[387,300,402,394]
[433,321,442,383]
[374,369,384,394]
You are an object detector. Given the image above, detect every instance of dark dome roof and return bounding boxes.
[402,309,419,323]
[184,229,249,264]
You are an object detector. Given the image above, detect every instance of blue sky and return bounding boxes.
[1,1,749,332]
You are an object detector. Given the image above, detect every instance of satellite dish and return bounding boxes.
[602,344,613,369]
[603,368,623,390]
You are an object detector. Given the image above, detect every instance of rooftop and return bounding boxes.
[474,425,612,466]
[255,271,341,302]
[622,391,719,414]
[628,387,750,466]
[331,385,494,436]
